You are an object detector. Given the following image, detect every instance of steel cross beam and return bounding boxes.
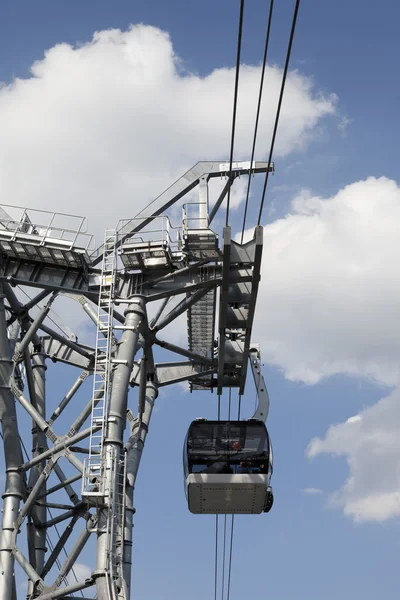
[92,160,273,266]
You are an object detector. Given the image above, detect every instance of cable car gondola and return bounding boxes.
[183,419,273,514]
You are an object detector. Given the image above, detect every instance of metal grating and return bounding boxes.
[187,269,216,390]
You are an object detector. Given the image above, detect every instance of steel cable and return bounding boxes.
[214,515,219,600]
[221,514,227,600]
[241,0,275,242]
[226,515,235,600]
[257,0,301,225]
[226,0,245,226]
[226,390,242,600]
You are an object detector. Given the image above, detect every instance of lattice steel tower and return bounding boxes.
[0,160,273,599]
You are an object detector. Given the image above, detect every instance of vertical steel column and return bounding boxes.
[28,351,47,581]
[123,380,158,600]
[96,298,146,600]
[0,286,25,600]
[198,175,209,229]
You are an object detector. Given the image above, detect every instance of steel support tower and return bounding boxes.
[0,160,273,599]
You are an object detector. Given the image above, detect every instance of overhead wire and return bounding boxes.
[216,2,300,597]
[225,388,242,600]
[226,514,235,600]
[241,0,275,243]
[220,388,232,598]
[257,0,301,225]
[215,390,221,600]
[214,515,219,600]
[226,0,245,227]
[221,515,227,600]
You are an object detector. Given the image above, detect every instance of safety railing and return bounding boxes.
[182,202,211,234]
[0,204,95,252]
[117,215,181,253]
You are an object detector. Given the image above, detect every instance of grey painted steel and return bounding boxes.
[39,323,93,361]
[96,299,145,600]
[250,346,270,422]
[92,161,272,266]
[27,351,47,593]
[208,175,234,224]
[13,296,54,360]
[130,360,215,388]
[22,289,52,313]
[0,287,25,600]
[154,338,215,366]
[124,380,158,599]
[38,579,94,600]
[153,286,211,332]
[40,513,80,580]
[52,463,80,506]
[48,370,89,425]
[216,226,264,394]
[37,473,81,501]
[19,426,99,472]
[3,283,40,347]
[41,336,93,370]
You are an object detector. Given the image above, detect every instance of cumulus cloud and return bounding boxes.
[302,487,323,495]
[0,24,335,244]
[252,176,400,387]
[240,175,400,523]
[307,388,400,522]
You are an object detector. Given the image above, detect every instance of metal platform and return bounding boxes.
[118,216,181,270]
[0,205,94,269]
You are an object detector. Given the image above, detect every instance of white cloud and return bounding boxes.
[338,115,353,134]
[239,175,400,523]
[302,487,323,495]
[71,562,93,581]
[307,387,400,522]
[0,24,336,244]
[251,176,400,387]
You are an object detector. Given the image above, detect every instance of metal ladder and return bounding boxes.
[83,229,117,497]
[105,446,127,599]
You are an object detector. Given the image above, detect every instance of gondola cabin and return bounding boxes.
[183,419,273,514]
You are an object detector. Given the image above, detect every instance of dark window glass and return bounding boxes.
[186,421,269,474]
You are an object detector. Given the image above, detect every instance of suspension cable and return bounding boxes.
[226,0,245,226]
[226,389,242,599]
[241,0,275,243]
[226,515,235,600]
[257,0,301,225]
[221,389,233,599]
[214,515,219,600]
[221,514,228,600]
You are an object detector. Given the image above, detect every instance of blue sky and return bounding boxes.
[1,1,400,599]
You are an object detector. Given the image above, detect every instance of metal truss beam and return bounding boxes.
[0,159,270,599]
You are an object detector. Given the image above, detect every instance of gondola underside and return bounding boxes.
[187,474,271,514]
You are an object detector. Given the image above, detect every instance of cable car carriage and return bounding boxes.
[183,419,273,514]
